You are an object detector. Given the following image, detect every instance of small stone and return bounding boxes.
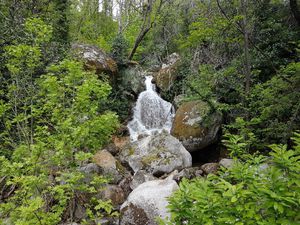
[201,163,219,174]
[173,167,203,182]
[79,163,100,174]
[219,158,234,169]
[100,185,125,206]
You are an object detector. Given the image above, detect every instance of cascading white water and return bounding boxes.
[128,76,175,141]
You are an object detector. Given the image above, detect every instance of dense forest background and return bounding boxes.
[0,0,299,224]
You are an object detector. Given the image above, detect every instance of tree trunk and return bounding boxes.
[128,0,164,60]
[241,0,251,97]
[290,0,300,26]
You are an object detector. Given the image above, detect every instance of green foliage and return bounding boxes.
[111,34,129,65]
[249,62,300,145]
[69,1,118,51]
[38,59,119,153]
[166,133,300,225]
[1,17,119,223]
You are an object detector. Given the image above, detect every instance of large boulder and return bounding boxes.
[171,100,222,152]
[71,43,118,76]
[119,132,192,176]
[153,53,180,91]
[120,178,178,225]
[93,150,128,184]
[119,65,146,95]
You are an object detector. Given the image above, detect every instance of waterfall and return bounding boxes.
[128,76,175,141]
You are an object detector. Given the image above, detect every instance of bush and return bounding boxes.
[0,59,119,224]
[165,133,300,225]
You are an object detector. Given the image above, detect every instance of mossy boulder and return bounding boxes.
[153,53,180,92]
[119,132,192,176]
[171,100,222,152]
[71,43,118,78]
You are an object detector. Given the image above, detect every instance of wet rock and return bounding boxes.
[93,150,128,184]
[100,185,125,206]
[219,158,234,169]
[130,170,156,189]
[119,65,146,95]
[120,178,178,225]
[119,133,192,176]
[171,100,222,152]
[153,53,180,91]
[201,163,219,175]
[71,43,118,76]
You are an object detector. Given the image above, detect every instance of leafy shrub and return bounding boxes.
[110,34,129,65]
[0,56,118,225]
[166,133,300,225]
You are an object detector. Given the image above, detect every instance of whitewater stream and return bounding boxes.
[127,76,175,141]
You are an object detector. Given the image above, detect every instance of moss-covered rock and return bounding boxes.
[119,132,192,176]
[171,100,222,152]
[71,43,118,77]
[153,53,180,92]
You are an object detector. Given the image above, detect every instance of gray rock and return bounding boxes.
[173,167,203,182]
[79,163,100,174]
[119,133,192,176]
[201,163,219,174]
[120,178,178,225]
[219,158,234,169]
[78,163,100,184]
[120,65,146,95]
[130,170,156,189]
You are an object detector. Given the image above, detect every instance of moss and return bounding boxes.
[115,160,126,175]
[141,154,159,166]
[128,147,135,156]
